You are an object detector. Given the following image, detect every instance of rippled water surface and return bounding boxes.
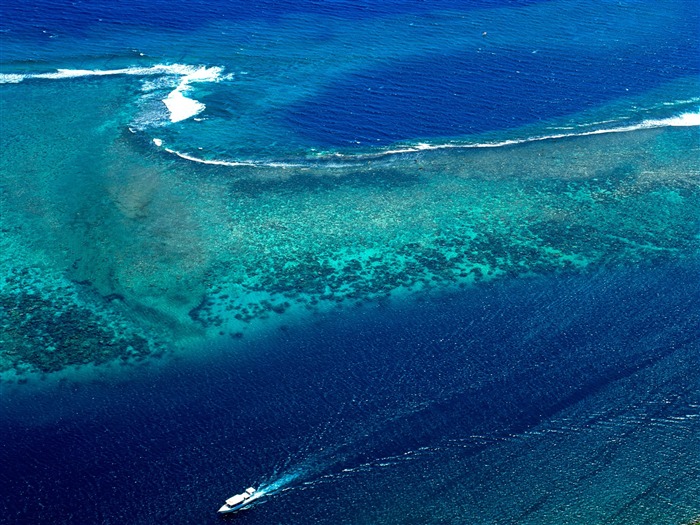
[1,0,699,523]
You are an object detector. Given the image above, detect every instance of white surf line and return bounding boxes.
[0,63,228,123]
[0,64,211,83]
[163,147,258,167]
[153,108,700,169]
[332,109,700,159]
[156,145,310,169]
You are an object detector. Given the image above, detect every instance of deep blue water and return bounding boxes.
[0,0,550,34]
[1,0,698,162]
[2,263,699,524]
[284,37,700,146]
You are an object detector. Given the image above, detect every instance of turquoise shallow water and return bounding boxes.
[1,0,699,523]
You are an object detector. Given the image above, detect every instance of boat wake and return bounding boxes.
[257,469,307,497]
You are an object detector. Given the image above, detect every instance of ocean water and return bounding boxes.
[1,0,699,524]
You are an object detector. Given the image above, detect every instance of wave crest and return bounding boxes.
[152,108,700,169]
[0,63,227,123]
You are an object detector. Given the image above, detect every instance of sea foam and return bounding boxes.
[0,64,226,124]
[160,66,224,122]
[163,87,206,123]
[653,110,700,127]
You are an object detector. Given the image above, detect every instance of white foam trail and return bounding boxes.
[0,63,226,123]
[254,469,307,500]
[261,472,303,493]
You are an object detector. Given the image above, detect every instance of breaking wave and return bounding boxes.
[0,64,228,124]
[150,108,700,169]
[3,64,696,169]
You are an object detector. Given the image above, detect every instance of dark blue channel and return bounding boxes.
[283,35,700,147]
[1,261,698,524]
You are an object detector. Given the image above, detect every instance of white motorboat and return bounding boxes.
[218,487,259,514]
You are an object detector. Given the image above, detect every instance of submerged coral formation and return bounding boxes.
[0,267,164,376]
[1,94,698,380]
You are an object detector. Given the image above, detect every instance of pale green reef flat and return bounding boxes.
[1,77,699,380]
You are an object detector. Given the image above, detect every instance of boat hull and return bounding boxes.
[218,488,260,514]
[218,502,251,514]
